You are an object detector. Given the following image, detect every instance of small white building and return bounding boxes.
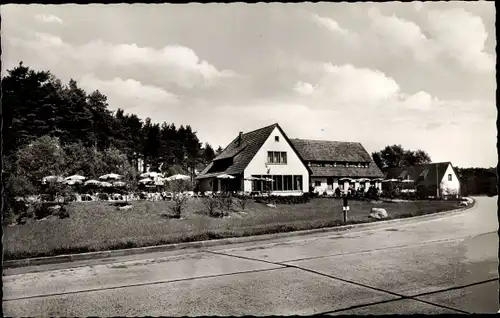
[384,162,461,198]
[197,123,310,195]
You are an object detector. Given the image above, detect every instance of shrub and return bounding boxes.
[169,193,188,218]
[202,195,223,217]
[33,203,53,219]
[255,195,311,205]
[218,191,234,213]
[236,194,250,210]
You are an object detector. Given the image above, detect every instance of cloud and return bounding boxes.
[293,81,315,95]
[311,13,349,36]
[297,63,401,107]
[34,13,63,24]
[425,8,494,73]
[399,91,439,111]
[78,75,178,108]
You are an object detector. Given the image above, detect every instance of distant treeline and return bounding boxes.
[3,62,222,175]
[456,167,497,196]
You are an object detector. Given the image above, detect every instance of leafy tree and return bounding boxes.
[216,146,224,156]
[372,145,431,169]
[202,143,216,163]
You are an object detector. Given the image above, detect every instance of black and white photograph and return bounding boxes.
[2,1,498,315]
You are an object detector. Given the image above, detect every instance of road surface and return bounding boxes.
[3,196,498,315]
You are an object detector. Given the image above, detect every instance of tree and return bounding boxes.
[372,145,431,169]
[216,146,224,156]
[202,143,216,163]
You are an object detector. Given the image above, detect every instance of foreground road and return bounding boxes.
[3,197,498,315]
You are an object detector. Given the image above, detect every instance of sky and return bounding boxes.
[1,2,497,168]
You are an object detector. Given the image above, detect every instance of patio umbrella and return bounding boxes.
[113,181,127,187]
[244,176,263,181]
[155,180,165,186]
[383,179,399,182]
[65,179,83,185]
[42,175,65,183]
[99,173,122,180]
[339,178,353,182]
[166,174,190,181]
[372,178,383,182]
[357,178,370,182]
[66,175,86,181]
[139,178,153,184]
[217,174,235,179]
[401,179,414,183]
[99,181,113,187]
[84,179,102,186]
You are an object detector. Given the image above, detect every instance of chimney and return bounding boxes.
[237,132,243,146]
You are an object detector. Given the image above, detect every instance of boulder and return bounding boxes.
[459,201,468,207]
[118,205,133,211]
[369,208,388,220]
[266,204,276,208]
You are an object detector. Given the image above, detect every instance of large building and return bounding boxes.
[197,123,383,195]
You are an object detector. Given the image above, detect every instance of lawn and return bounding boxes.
[3,197,462,260]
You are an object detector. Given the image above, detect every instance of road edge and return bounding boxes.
[4,198,476,268]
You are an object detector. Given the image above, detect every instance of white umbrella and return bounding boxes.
[155,180,165,186]
[339,178,353,182]
[66,175,86,181]
[99,173,122,180]
[401,179,414,183]
[66,179,83,185]
[84,179,102,186]
[139,178,153,184]
[113,181,127,187]
[99,181,113,187]
[42,175,65,183]
[166,174,190,181]
[383,179,399,182]
[245,176,263,181]
[217,174,235,179]
[357,178,370,182]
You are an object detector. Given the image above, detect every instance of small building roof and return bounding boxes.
[290,139,373,162]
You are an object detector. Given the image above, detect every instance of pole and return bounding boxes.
[436,165,439,198]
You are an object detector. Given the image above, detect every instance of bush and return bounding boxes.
[236,194,250,210]
[218,191,234,213]
[169,193,188,218]
[203,195,224,218]
[255,195,311,205]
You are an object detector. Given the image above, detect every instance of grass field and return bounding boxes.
[3,197,462,260]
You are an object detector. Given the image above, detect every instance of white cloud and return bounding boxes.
[426,8,494,73]
[79,75,178,106]
[312,14,349,35]
[34,13,63,24]
[293,81,315,95]
[306,64,401,106]
[399,91,439,111]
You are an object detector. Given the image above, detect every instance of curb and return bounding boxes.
[4,198,476,269]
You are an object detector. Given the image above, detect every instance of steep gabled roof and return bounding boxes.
[197,123,311,179]
[384,162,454,186]
[290,139,373,162]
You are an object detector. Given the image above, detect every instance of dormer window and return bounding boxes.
[275,136,279,142]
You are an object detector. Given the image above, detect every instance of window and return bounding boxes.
[314,180,321,187]
[294,175,303,190]
[284,175,293,190]
[280,152,287,164]
[275,136,280,142]
[448,174,452,181]
[267,151,287,164]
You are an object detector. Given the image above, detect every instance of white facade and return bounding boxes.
[439,164,460,197]
[244,127,309,195]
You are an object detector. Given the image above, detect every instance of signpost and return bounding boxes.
[342,196,349,223]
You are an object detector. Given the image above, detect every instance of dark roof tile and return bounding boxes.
[290,139,372,162]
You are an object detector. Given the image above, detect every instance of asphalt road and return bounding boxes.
[3,196,499,315]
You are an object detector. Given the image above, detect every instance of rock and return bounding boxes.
[459,201,468,207]
[369,208,388,220]
[48,205,61,214]
[266,204,276,208]
[118,205,133,211]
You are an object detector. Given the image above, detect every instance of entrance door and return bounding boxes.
[327,178,334,190]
